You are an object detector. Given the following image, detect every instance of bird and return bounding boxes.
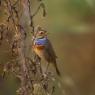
[32,27,60,76]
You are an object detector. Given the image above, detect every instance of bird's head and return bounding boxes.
[35,26,47,39]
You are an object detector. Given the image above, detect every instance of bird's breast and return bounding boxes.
[33,45,45,50]
[33,45,45,58]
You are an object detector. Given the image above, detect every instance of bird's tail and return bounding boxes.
[53,62,61,76]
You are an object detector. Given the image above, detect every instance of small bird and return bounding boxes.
[32,27,60,76]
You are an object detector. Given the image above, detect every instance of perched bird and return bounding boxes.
[32,28,60,76]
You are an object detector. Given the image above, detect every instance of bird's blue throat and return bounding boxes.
[34,37,47,45]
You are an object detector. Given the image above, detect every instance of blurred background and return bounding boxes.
[1,0,95,95]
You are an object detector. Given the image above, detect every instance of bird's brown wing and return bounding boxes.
[44,38,57,63]
[44,39,61,76]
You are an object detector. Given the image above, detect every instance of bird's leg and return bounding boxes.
[45,62,50,75]
[39,60,43,74]
[35,55,43,74]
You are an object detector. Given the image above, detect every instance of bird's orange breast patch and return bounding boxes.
[33,45,45,57]
[33,45,45,50]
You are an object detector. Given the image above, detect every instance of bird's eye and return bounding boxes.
[38,31,44,34]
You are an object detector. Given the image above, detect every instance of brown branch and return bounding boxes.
[0,0,56,95]
[27,0,35,33]
[4,0,18,34]
[32,2,46,18]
